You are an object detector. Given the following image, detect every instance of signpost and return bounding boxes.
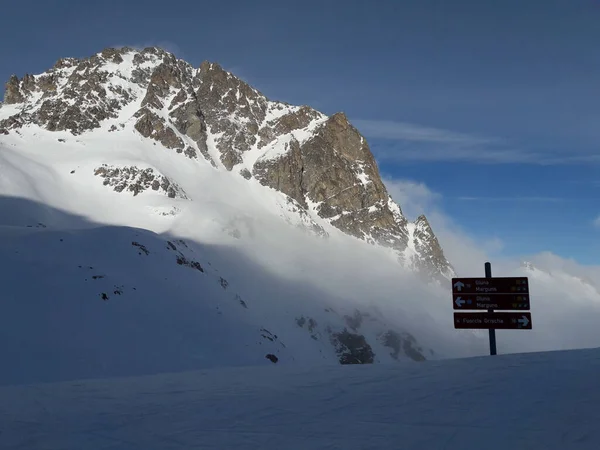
[452,262,532,356]
[451,277,529,294]
[454,312,532,330]
[452,294,530,310]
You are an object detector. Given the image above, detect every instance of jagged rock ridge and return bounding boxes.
[1,46,453,279]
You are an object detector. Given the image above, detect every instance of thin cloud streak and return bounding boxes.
[354,119,599,165]
[352,119,500,145]
[371,140,542,164]
[457,196,566,202]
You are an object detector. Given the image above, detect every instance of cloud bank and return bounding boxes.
[381,176,600,355]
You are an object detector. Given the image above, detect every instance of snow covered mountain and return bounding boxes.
[0,46,452,278]
[2,46,600,385]
[0,46,468,384]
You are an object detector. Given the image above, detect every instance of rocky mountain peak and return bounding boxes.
[4,75,26,104]
[0,46,454,280]
[196,65,268,168]
[253,108,412,253]
[408,215,453,281]
[415,214,430,227]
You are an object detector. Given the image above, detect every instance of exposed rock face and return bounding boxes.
[270,106,320,137]
[379,330,427,362]
[4,75,26,104]
[254,112,409,251]
[195,61,268,169]
[141,55,194,109]
[168,93,214,165]
[134,107,185,150]
[0,46,454,280]
[295,308,428,364]
[2,51,129,134]
[330,329,375,365]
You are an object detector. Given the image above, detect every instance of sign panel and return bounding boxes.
[454,312,532,330]
[451,277,529,295]
[452,293,530,310]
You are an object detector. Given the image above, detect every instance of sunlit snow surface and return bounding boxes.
[2,348,599,449]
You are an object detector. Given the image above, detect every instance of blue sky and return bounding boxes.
[1,0,599,264]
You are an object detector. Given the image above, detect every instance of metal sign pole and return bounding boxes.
[485,262,497,356]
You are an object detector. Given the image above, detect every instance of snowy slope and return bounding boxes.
[2,347,600,449]
[0,187,474,385]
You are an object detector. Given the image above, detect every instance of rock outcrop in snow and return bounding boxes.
[94,165,188,199]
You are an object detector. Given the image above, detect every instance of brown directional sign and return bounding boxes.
[451,277,529,295]
[454,312,532,330]
[452,293,530,310]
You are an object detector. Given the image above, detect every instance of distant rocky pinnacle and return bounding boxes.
[411,215,453,280]
[1,46,454,280]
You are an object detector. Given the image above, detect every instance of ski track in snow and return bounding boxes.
[2,348,600,449]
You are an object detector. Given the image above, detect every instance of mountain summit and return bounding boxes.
[1,46,452,280]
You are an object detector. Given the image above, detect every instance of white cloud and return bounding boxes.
[382,176,505,275]
[594,215,600,228]
[381,177,440,220]
[380,177,507,274]
[419,208,507,276]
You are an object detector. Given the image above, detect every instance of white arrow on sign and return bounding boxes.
[518,316,530,327]
[455,297,466,307]
[453,281,465,292]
